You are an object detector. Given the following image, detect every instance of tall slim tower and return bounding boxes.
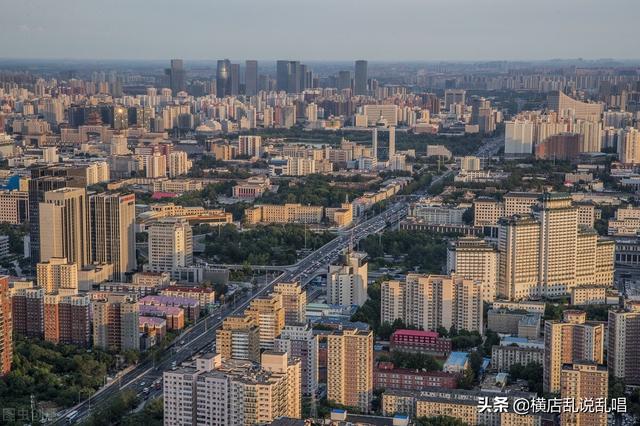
[216,59,231,97]
[90,193,137,280]
[371,128,378,160]
[327,329,373,413]
[0,276,11,376]
[354,60,368,96]
[148,217,193,274]
[245,60,258,96]
[388,126,396,158]
[39,187,91,269]
[230,63,240,95]
[166,59,186,95]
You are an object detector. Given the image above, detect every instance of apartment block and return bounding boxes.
[381,274,483,334]
[327,329,373,413]
[544,310,604,393]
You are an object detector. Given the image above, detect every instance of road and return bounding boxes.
[54,135,501,424]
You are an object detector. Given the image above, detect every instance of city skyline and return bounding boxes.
[1,0,639,61]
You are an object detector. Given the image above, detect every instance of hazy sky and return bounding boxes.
[1,0,638,61]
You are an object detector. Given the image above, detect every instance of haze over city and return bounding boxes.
[1,0,640,61]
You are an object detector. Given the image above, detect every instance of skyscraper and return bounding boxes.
[216,59,231,97]
[166,59,187,95]
[28,165,87,262]
[337,70,351,91]
[276,60,301,93]
[90,193,136,281]
[354,60,368,95]
[388,125,396,158]
[230,63,240,95]
[39,187,91,268]
[0,276,11,376]
[327,328,373,413]
[245,60,258,96]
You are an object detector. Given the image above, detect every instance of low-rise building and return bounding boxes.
[389,329,451,357]
[374,362,457,391]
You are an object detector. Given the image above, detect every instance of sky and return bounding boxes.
[0,0,638,61]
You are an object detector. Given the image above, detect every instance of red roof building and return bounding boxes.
[390,329,452,357]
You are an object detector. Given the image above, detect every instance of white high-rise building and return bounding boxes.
[504,120,534,155]
[619,127,640,164]
[327,252,368,307]
[147,217,192,274]
[274,324,319,396]
[146,152,167,178]
[447,237,498,302]
[167,151,192,177]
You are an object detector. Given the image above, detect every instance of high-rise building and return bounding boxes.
[216,315,261,362]
[337,70,351,91]
[230,63,240,96]
[238,135,262,157]
[274,324,319,396]
[90,193,136,281]
[245,60,258,96]
[608,301,640,385]
[447,237,498,302]
[388,125,396,158]
[497,215,541,300]
[276,60,301,93]
[327,252,368,307]
[496,194,613,300]
[10,282,44,339]
[216,59,231,97]
[354,60,368,96]
[92,293,140,352]
[148,217,193,274]
[327,329,373,413]
[534,193,578,296]
[43,293,91,346]
[547,91,604,121]
[39,187,91,268]
[0,276,11,376]
[560,363,608,426]
[544,310,604,393]
[163,352,301,425]
[167,151,192,177]
[245,294,285,350]
[444,89,466,110]
[28,165,87,262]
[36,257,78,294]
[273,282,307,325]
[381,274,483,334]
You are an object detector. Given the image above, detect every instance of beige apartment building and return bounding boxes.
[92,293,140,352]
[39,187,91,268]
[245,294,285,350]
[274,281,307,325]
[560,363,608,426]
[216,315,261,362]
[327,329,374,413]
[0,190,28,224]
[544,310,604,393]
[447,237,498,302]
[327,251,368,307]
[608,302,640,386]
[163,352,301,426]
[36,257,78,294]
[381,274,483,334]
